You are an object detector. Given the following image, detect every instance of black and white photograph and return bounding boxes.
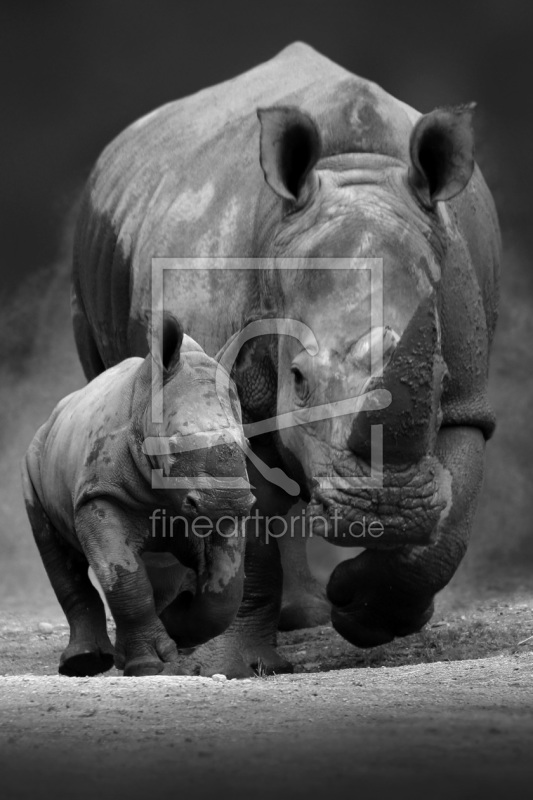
[1,2,532,798]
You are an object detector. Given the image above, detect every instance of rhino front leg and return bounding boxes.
[177,439,294,678]
[75,500,180,676]
[185,516,293,678]
[22,460,114,676]
[278,503,330,631]
[327,427,485,646]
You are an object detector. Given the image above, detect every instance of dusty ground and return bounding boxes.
[1,586,532,800]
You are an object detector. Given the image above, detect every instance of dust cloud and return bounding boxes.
[0,223,85,610]
[1,222,532,613]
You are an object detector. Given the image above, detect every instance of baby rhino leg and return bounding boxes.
[21,459,114,676]
[75,500,181,676]
[142,553,196,616]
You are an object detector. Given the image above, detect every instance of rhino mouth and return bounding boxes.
[307,454,450,548]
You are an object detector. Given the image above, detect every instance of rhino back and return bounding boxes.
[29,359,141,539]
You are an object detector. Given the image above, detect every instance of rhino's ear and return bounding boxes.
[159,313,184,376]
[257,106,322,203]
[408,104,476,207]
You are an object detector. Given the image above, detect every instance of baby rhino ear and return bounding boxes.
[408,104,476,207]
[159,313,184,376]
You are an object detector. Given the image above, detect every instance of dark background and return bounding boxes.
[0,0,532,605]
[1,0,531,296]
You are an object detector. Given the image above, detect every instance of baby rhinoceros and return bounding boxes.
[22,317,254,677]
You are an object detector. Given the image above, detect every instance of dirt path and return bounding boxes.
[1,655,533,800]
[1,592,533,800]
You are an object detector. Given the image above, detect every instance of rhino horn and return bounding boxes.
[348,296,447,465]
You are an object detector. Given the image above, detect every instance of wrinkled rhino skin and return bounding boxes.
[71,43,500,676]
[22,321,254,676]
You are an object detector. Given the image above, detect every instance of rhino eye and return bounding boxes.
[291,366,308,401]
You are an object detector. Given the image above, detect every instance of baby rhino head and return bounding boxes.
[140,315,254,520]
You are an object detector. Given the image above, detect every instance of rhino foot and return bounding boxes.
[114,625,180,676]
[279,591,331,631]
[122,655,189,677]
[331,602,434,648]
[59,640,115,677]
[245,641,294,677]
[327,552,435,648]
[183,632,294,679]
[121,655,165,677]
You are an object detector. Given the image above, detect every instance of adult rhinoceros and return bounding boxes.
[72,42,500,677]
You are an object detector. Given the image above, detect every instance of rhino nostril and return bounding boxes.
[183,491,201,517]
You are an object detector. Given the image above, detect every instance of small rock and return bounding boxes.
[211,673,227,682]
[38,622,54,634]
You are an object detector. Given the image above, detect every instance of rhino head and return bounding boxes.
[233,103,478,548]
[133,316,255,646]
